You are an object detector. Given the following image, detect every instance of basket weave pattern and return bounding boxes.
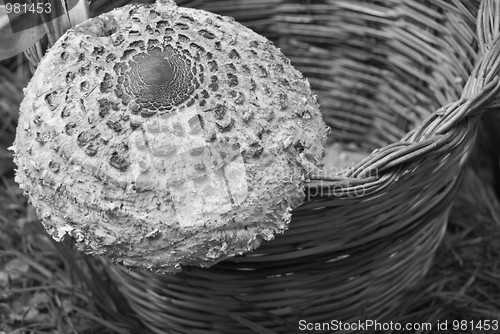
[103,1,500,333]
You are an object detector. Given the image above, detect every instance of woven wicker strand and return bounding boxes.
[99,1,500,333]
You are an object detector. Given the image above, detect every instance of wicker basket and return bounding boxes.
[99,0,500,333]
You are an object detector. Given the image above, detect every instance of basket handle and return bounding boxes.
[477,0,500,54]
[347,1,500,180]
[435,0,500,134]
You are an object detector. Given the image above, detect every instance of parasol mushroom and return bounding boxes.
[12,0,330,273]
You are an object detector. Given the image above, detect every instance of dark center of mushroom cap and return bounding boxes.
[127,47,199,114]
[138,54,174,86]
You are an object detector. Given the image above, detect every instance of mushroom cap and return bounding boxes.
[13,1,329,273]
